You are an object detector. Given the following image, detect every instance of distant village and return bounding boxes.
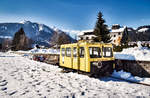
[78,24,150,47]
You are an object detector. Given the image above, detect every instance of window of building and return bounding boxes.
[66,48,71,57]
[114,35,116,37]
[118,32,121,35]
[86,37,89,40]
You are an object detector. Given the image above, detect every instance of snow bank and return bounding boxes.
[17,48,60,54]
[115,44,150,61]
[112,70,143,82]
[29,48,60,54]
[111,70,150,84]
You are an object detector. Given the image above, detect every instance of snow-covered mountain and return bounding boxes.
[136,25,150,41]
[0,20,75,46]
[137,25,150,33]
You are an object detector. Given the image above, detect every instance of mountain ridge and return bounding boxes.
[0,21,76,47]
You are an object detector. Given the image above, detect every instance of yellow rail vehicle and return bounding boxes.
[59,41,115,76]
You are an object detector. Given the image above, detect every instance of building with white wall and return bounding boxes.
[109,24,127,46]
[78,30,97,41]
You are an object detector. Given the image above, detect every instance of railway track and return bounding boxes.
[109,76,150,87]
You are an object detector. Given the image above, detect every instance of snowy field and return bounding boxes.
[0,52,150,98]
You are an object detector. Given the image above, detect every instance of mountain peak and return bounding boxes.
[20,20,32,24]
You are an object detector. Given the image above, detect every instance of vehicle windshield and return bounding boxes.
[102,47,113,57]
[89,47,101,58]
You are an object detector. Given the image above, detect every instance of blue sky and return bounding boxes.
[0,0,150,30]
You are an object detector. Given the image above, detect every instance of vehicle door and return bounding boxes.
[65,47,72,68]
[79,47,86,71]
[72,47,78,70]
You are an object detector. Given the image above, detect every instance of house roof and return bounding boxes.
[110,26,127,33]
[77,29,93,36]
[78,34,97,37]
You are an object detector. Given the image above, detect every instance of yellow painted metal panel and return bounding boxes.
[65,57,72,68]
[79,58,85,71]
[59,41,115,73]
[73,57,78,69]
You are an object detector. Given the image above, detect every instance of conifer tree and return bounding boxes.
[56,32,70,45]
[0,44,2,50]
[11,28,30,51]
[2,38,12,50]
[50,31,71,46]
[93,12,111,43]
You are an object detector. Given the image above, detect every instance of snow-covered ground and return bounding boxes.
[0,52,150,98]
[115,42,150,61]
[17,48,60,54]
[111,70,150,84]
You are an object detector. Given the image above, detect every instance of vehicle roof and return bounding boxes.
[61,41,113,48]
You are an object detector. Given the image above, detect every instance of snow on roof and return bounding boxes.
[78,29,93,36]
[138,28,149,32]
[112,24,120,26]
[110,26,126,33]
[78,34,97,38]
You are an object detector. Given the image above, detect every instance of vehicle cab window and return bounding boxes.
[89,47,101,58]
[73,47,77,57]
[61,48,65,57]
[79,47,84,58]
[66,48,71,57]
[102,47,113,57]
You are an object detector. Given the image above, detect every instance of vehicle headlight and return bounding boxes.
[91,61,103,69]
[91,62,99,66]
